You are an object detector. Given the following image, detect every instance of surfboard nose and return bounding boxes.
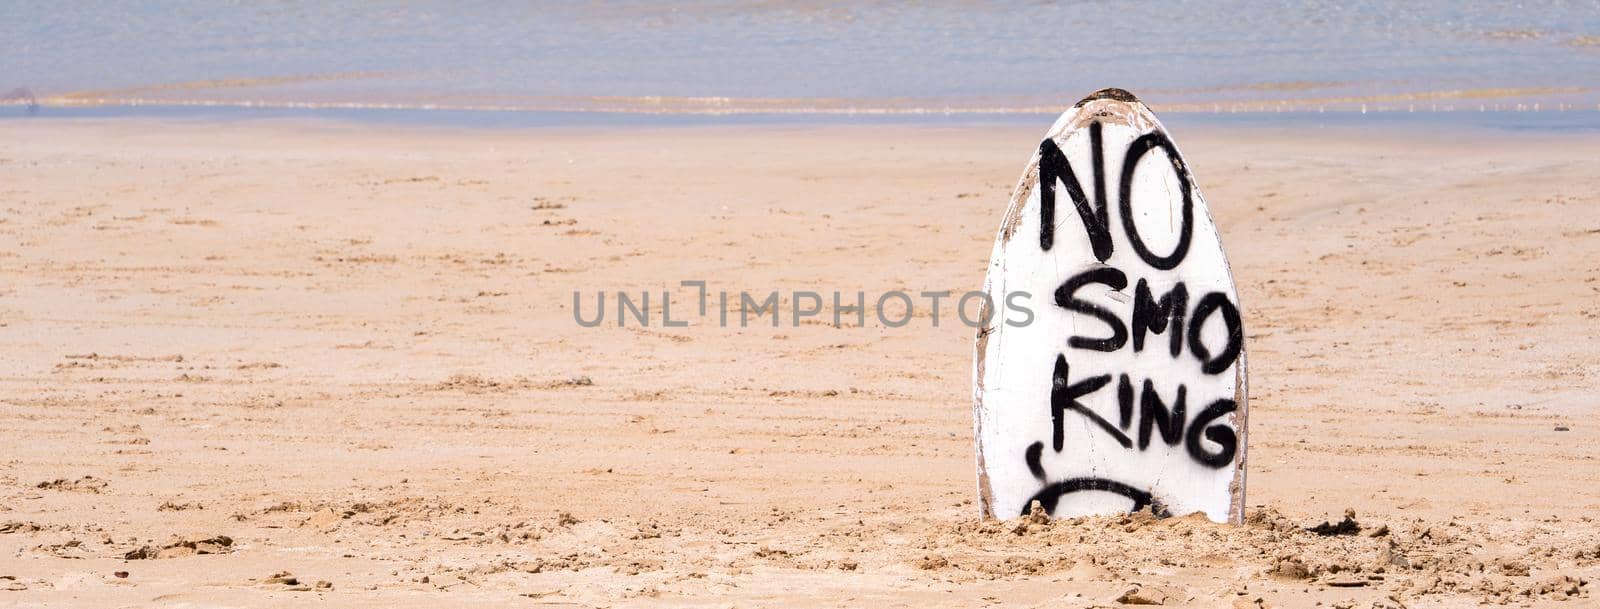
[1056,88,1160,133]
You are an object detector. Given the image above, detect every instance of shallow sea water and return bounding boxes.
[3,1,1599,123]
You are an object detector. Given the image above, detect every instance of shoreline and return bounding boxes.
[7,103,1600,134]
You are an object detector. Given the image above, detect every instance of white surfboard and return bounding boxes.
[973,88,1248,523]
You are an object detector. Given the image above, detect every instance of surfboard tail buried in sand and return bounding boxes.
[973,88,1248,524]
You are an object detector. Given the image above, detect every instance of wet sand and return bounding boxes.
[0,119,1597,607]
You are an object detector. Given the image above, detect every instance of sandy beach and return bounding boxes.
[0,118,1597,607]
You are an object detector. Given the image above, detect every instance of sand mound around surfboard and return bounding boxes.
[892,505,1593,604]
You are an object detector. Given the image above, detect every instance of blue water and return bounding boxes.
[3,1,1599,123]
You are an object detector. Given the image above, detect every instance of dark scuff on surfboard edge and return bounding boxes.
[1074,87,1141,106]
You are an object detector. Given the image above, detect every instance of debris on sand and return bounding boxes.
[262,571,299,585]
[1308,509,1361,536]
[1526,574,1588,599]
[123,535,233,560]
[0,522,42,534]
[256,571,329,591]
[36,476,108,494]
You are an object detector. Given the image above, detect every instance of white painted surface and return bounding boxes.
[974,90,1247,523]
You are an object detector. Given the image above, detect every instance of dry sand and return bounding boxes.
[0,118,1597,607]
